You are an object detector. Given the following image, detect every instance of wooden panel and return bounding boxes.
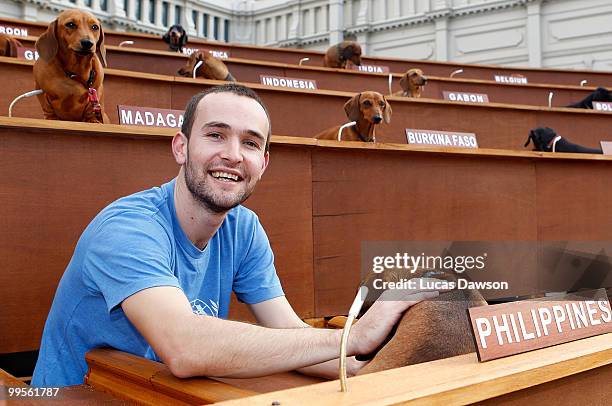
[311,149,537,315]
[3,16,612,86]
[3,58,609,153]
[0,120,313,353]
[215,333,612,405]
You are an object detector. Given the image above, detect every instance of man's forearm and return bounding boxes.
[169,315,344,378]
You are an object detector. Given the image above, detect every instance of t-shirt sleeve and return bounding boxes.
[232,214,284,304]
[81,212,180,313]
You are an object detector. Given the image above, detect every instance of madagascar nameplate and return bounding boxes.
[17,46,38,61]
[0,25,28,37]
[593,101,612,112]
[494,75,528,84]
[469,289,612,362]
[443,91,489,103]
[118,105,184,128]
[259,75,318,90]
[182,47,230,59]
[349,64,390,74]
[405,129,478,148]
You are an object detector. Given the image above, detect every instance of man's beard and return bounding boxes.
[184,154,254,214]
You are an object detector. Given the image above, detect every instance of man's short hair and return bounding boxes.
[181,84,272,152]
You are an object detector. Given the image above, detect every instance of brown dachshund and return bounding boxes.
[177,51,235,81]
[33,9,108,123]
[323,41,362,69]
[315,91,391,142]
[356,267,487,374]
[0,33,22,57]
[394,68,428,98]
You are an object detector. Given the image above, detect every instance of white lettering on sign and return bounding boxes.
[0,25,28,37]
[17,47,38,61]
[259,75,317,90]
[593,101,612,112]
[469,289,612,362]
[182,47,229,59]
[118,105,184,128]
[349,64,390,74]
[443,91,489,103]
[405,129,478,148]
[494,75,528,84]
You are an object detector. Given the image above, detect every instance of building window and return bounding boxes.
[100,0,108,11]
[162,2,169,27]
[136,0,143,20]
[123,0,128,15]
[224,19,229,42]
[192,10,198,34]
[213,16,219,40]
[149,0,155,23]
[175,5,181,26]
[203,13,209,37]
[84,0,92,7]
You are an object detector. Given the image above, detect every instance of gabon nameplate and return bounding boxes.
[443,91,489,103]
[468,289,612,362]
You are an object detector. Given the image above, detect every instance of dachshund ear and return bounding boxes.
[36,19,58,62]
[343,93,361,122]
[180,32,188,47]
[383,96,392,124]
[399,74,408,91]
[341,43,353,60]
[97,24,107,67]
[162,32,170,44]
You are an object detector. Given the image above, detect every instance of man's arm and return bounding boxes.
[122,284,439,379]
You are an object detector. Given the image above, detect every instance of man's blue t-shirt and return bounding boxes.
[31,179,284,387]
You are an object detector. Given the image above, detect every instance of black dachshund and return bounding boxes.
[162,24,188,52]
[567,87,612,109]
[524,127,602,154]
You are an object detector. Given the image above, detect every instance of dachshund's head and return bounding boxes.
[177,51,207,77]
[36,9,106,67]
[177,51,232,81]
[399,68,428,96]
[163,24,188,52]
[344,91,392,128]
[524,127,559,152]
[339,40,362,66]
[0,33,22,57]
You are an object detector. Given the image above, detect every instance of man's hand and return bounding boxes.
[348,278,448,356]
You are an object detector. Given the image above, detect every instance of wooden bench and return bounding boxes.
[1,117,611,354]
[81,335,611,405]
[1,57,610,151]
[3,16,612,86]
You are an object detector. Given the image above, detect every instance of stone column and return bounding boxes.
[434,17,448,61]
[527,0,542,68]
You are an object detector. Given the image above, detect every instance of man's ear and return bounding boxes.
[172,132,188,165]
[259,151,270,180]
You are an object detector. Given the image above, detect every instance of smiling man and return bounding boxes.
[32,84,440,387]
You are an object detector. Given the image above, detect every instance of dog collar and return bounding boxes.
[66,69,102,121]
[546,135,562,152]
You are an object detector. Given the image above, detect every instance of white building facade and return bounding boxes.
[2,0,612,71]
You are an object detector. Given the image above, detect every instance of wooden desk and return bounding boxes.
[3,16,612,86]
[81,335,611,405]
[1,57,610,152]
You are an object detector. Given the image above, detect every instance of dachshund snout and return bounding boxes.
[373,115,382,124]
[80,38,94,50]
